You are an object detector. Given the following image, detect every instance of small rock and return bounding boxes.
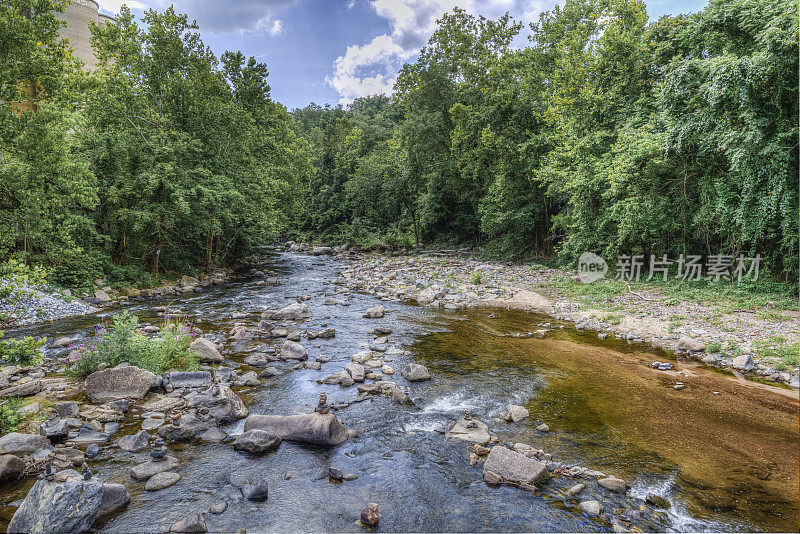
[401,363,431,382]
[579,500,602,516]
[245,479,269,502]
[118,430,150,452]
[145,471,182,491]
[170,512,207,533]
[209,501,227,514]
[360,503,380,527]
[362,306,385,319]
[504,404,529,423]
[597,476,627,493]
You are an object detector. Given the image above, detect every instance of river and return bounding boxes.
[1,252,797,532]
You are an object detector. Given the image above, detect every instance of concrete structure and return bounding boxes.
[54,0,115,70]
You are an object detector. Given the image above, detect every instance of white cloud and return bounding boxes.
[329,0,543,105]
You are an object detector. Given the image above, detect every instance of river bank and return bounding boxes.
[0,252,797,533]
[329,249,799,389]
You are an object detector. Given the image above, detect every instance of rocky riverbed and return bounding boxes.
[325,249,799,388]
[0,251,797,533]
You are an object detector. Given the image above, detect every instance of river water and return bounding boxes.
[2,252,798,532]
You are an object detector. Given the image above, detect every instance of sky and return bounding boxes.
[96,0,709,110]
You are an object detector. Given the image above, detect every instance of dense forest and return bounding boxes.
[1,0,797,289]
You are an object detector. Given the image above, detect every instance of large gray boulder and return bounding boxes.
[84,365,156,403]
[233,430,281,454]
[185,385,248,424]
[0,433,50,456]
[167,371,213,388]
[362,305,385,319]
[7,479,107,534]
[189,338,224,363]
[272,302,312,320]
[0,379,42,398]
[280,340,308,360]
[345,362,365,382]
[401,363,431,382]
[677,337,706,352]
[482,446,549,485]
[244,413,349,446]
[0,454,25,482]
[446,417,491,443]
[118,430,150,452]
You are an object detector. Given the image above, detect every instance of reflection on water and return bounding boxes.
[1,253,797,533]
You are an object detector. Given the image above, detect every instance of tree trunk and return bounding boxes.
[205,230,214,273]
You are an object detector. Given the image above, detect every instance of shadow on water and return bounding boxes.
[1,252,797,532]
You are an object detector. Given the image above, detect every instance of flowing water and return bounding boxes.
[1,253,797,532]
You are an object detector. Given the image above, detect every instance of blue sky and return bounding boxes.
[98,0,709,110]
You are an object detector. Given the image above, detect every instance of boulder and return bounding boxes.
[360,503,380,527]
[40,418,70,441]
[94,289,112,302]
[7,478,104,534]
[243,413,349,446]
[416,287,436,305]
[167,371,212,388]
[79,404,124,423]
[189,338,224,363]
[579,500,603,516]
[363,305,385,319]
[233,430,281,454]
[0,433,50,456]
[185,385,248,424]
[280,340,308,360]
[118,430,150,452]
[170,512,207,533]
[312,246,333,256]
[273,302,312,320]
[200,427,226,443]
[179,275,199,288]
[505,404,529,423]
[0,379,42,398]
[597,476,627,493]
[244,479,269,502]
[482,446,549,484]
[84,366,156,403]
[345,362,365,382]
[130,456,178,481]
[0,454,25,482]
[51,337,74,349]
[401,363,431,382]
[731,354,755,372]
[677,337,706,352]
[158,424,195,442]
[55,401,79,418]
[446,418,491,443]
[145,471,182,491]
[97,483,130,518]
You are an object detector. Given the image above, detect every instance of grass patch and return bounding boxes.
[64,311,199,377]
[752,340,800,371]
[603,313,622,325]
[705,341,722,353]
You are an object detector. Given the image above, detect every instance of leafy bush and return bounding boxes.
[470,271,482,285]
[705,341,722,354]
[0,399,22,434]
[65,312,199,377]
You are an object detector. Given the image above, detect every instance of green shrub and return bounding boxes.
[705,341,722,353]
[0,399,22,434]
[470,271,482,285]
[65,312,199,377]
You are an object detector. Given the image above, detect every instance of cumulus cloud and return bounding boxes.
[329,0,543,105]
[98,0,145,12]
